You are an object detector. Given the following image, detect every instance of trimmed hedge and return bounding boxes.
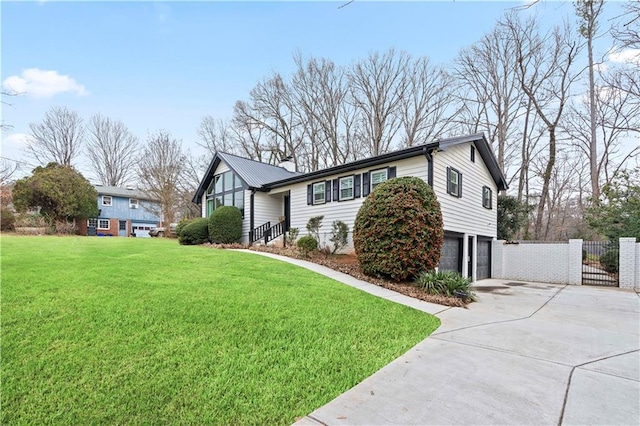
[178,218,210,245]
[297,235,318,257]
[208,206,243,244]
[353,177,444,281]
[175,218,193,239]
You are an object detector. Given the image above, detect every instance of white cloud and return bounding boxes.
[2,133,33,147]
[607,48,640,66]
[2,68,88,98]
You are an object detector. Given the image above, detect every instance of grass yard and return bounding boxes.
[1,236,439,425]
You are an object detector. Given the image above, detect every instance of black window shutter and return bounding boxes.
[325,181,331,202]
[362,172,370,196]
[458,173,463,198]
[354,174,361,198]
[446,167,451,194]
[307,184,313,205]
[333,179,339,201]
[388,166,396,179]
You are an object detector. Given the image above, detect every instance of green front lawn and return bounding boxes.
[1,236,439,425]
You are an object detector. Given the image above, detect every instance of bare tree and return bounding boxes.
[233,74,304,169]
[564,82,640,187]
[137,130,186,227]
[612,0,640,49]
[575,0,605,199]
[502,13,582,239]
[0,158,21,185]
[399,56,457,147]
[1,89,19,131]
[231,103,268,162]
[86,114,139,186]
[454,25,524,178]
[26,106,84,167]
[348,48,409,156]
[196,116,237,156]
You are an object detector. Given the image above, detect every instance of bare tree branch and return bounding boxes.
[25,106,84,167]
[86,114,139,186]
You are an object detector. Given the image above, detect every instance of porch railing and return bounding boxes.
[249,220,287,245]
[249,221,270,244]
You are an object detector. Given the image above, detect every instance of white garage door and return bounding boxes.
[132,223,156,238]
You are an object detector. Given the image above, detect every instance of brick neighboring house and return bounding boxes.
[78,185,162,238]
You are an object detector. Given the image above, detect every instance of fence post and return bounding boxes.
[619,237,637,290]
[492,240,504,279]
[568,239,583,285]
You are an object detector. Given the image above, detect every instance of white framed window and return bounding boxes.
[339,176,354,201]
[483,186,492,209]
[370,169,388,191]
[102,195,112,206]
[87,218,98,228]
[129,198,139,209]
[313,182,325,205]
[98,219,110,230]
[447,167,461,198]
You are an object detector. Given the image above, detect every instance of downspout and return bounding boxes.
[250,189,255,244]
[423,147,434,187]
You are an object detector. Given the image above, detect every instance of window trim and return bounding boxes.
[98,219,110,230]
[370,168,388,191]
[339,175,354,201]
[102,195,112,206]
[447,167,462,198]
[87,218,98,228]
[312,181,326,205]
[482,186,492,209]
[205,170,246,217]
[129,198,139,209]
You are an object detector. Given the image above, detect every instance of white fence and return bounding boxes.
[492,238,639,290]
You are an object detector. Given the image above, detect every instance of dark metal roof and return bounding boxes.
[192,152,300,202]
[266,133,508,191]
[192,133,508,203]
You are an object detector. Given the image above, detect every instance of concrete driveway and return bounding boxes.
[289,276,640,425]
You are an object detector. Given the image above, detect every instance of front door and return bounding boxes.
[118,220,127,237]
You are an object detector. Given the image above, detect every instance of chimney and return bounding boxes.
[278,156,296,172]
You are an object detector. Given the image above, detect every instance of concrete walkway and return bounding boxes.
[239,250,640,425]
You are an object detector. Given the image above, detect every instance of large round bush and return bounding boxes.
[353,177,444,281]
[178,218,210,245]
[208,206,243,244]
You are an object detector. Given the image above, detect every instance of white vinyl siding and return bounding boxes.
[284,156,428,252]
[434,144,497,238]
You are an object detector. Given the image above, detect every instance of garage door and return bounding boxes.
[477,240,491,280]
[132,223,156,238]
[440,236,462,273]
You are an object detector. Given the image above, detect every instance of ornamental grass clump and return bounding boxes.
[414,270,476,302]
[353,177,444,281]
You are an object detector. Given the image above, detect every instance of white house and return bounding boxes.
[193,133,508,281]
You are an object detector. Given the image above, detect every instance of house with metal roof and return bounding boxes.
[194,133,508,281]
[78,185,162,238]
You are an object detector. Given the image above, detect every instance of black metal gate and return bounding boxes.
[582,241,619,286]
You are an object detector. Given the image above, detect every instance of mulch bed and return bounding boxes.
[206,243,467,308]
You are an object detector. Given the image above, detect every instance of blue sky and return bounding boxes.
[0,1,628,180]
